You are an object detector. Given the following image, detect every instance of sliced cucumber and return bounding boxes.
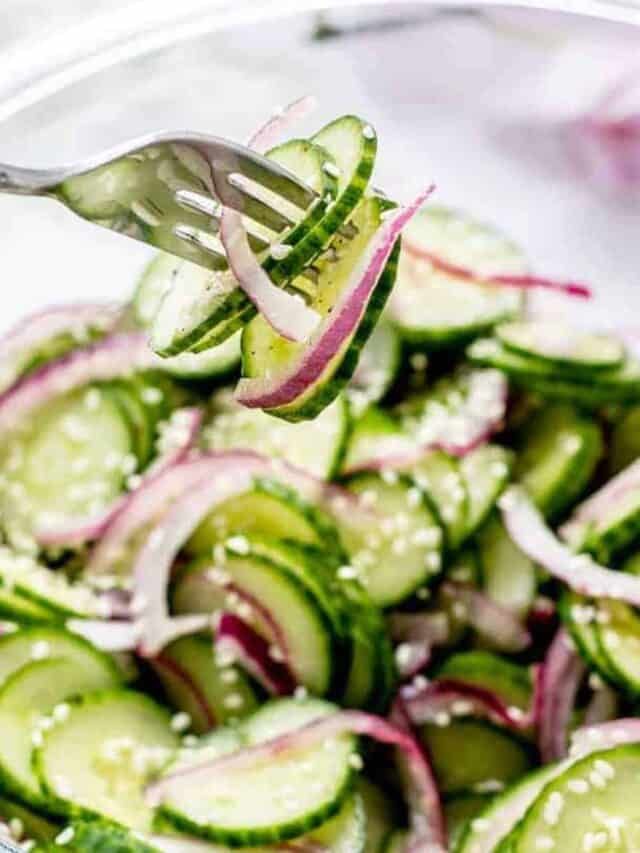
[594,599,640,695]
[0,387,132,546]
[511,744,640,852]
[240,195,399,422]
[476,515,537,617]
[389,206,525,347]
[0,656,121,808]
[339,473,443,607]
[151,635,258,734]
[445,793,492,850]
[157,698,357,846]
[0,626,122,688]
[347,320,401,416]
[201,390,349,479]
[411,450,468,551]
[437,651,532,713]
[610,405,640,475]
[357,779,396,853]
[172,541,340,697]
[341,406,407,475]
[383,831,408,853]
[513,404,602,521]
[459,444,513,541]
[497,320,624,372]
[35,690,179,831]
[0,586,56,625]
[580,483,640,562]
[560,592,620,684]
[0,795,59,843]
[421,718,534,796]
[185,478,337,555]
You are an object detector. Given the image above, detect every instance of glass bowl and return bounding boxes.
[0,1,638,329]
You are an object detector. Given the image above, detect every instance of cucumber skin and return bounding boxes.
[157,771,355,848]
[559,592,621,687]
[582,506,640,564]
[71,819,159,853]
[265,239,401,423]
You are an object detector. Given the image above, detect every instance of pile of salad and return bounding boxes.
[1,103,640,853]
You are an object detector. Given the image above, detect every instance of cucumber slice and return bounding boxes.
[389,206,524,347]
[594,599,640,695]
[0,626,122,688]
[459,445,513,541]
[172,542,339,697]
[133,254,241,381]
[0,795,59,844]
[0,586,56,625]
[341,405,406,474]
[496,321,624,372]
[469,337,640,405]
[149,138,340,357]
[240,195,399,422]
[420,718,534,796]
[513,404,602,521]
[580,484,640,562]
[610,406,640,475]
[157,698,357,845]
[151,636,258,734]
[476,516,537,617]
[35,690,179,831]
[560,592,620,684]
[383,831,408,853]
[0,387,132,546]
[357,779,396,853]
[445,793,492,850]
[339,473,443,607]
[512,744,640,852]
[347,320,401,416]
[201,390,349,479]
[437,651,532,713]
[411,450,468,551]
[0,656,121,808]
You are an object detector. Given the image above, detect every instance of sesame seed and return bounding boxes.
[362,124,376,140]
[348,753,364,770]
[55,827,75,846]
[171,712,192,733]
[568,779,590,794]
[224,694,244,710]
[226,535,250,555]
[470,818,490,833]
[323,161,341,178]
[31,641,50,661]
[535,837,555,851]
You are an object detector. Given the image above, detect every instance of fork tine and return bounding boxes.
[214,174,296,234]
[173,224,228,268]
[174,188,271,253]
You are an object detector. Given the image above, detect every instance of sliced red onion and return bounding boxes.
[67,613,208,654]
[235,187,434,410]
[389,612,450,679]
[216,612,296,696]
[36,407,203,547]
[570,717,640,758]
[500,486,640,607]
[403,241,592,299]
[441,582,531,653]
[538,628,586,762]
[248,95,318,154]
[0,302,123,362]
[219,208,320,343]
[146,707,446,852]
[401,676,536,732]
[0,332,157,437]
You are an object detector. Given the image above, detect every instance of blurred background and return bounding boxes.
[0,0,639,328]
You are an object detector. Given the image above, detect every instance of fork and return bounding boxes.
[0,131,318,271]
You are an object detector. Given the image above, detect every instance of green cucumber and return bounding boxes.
[513,404,602,521]
[339,472,443,607]
[580,484,640,563]
[476,515,537,617]
[383,831,408,853]
[346,320,401,415]
[35,690,179,831]
[421,718,534,796]
[594,599,640,695]
[511,744,640,852]
[0,795,59,843]
[389,206,525,347]
[610,406,640,475]
[0,586,56,625]
[357,779,396,853]
[496,320,624,373]
[201,390,350,479]
[172,540,340,697]
[157,697,357,846]
[240,195,399,422]
[459,445,513,541]
[341,406,406,475]
[560,592,620,684]
[411,450,468,551]
[0,656,121,808]
[437,651,532,713]
[445,793,492,850]
[151,635,258,734]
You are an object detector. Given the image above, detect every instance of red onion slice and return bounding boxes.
[0,332,157,437]
[146,707,446,852]
[560,458,640,536]
[219,208,320,343]
[248,95,318,154]
[570,717,640,758]
[441,582,531,653]
[215,612,296,696]
[36,407,203,547]
[538,628,586,762]
[235,187,434,410]
[500,486,640,607]
[403,242,592,299]
[67,613,208,653]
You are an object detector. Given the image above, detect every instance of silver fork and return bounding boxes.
[0,131,318,271]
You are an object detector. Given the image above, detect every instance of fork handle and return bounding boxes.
[0,163,53,195]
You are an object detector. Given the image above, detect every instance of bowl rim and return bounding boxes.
[0,0,638,126]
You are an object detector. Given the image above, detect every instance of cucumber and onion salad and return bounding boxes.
[3,101,640,853]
